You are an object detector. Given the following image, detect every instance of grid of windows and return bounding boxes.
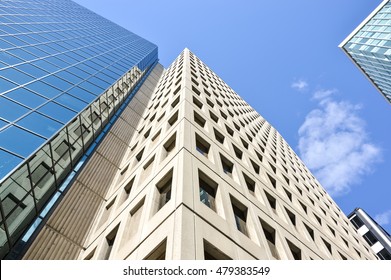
[341,0,391,104]
[0,0,158,259]
[0,0,158,178]
[75,49,376,260]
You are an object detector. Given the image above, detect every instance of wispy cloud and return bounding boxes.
[375,210,391,226]
[297,88,381,196]
[291,79,308,92]
[312,88,337,100]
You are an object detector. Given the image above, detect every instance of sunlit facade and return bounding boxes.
[1,1,378,260]
[340,0,391,104]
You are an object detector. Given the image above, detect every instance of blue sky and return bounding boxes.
[74,0,391,233]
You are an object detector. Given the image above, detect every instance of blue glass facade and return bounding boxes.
[340,0,391,104]
[0,0,158,177]
[0,0,158,258]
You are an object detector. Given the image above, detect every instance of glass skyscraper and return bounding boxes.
[340,0,391,104]
[0,0,157,258]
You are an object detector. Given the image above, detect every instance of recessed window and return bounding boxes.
[250,159,260,174]
[193,96,203,109]
[121,177,134,204]
[206,98,214,108]
[267,174,276,189]
[219,110,227,120]
[285,208,296,227]
[231,197,248,237]
[213,128,225,144]
[121,199,144,244]
[194,111,206,128]
[156,171,173,212]
[144,128,151,139]
[240,138,248,149]
[284,188,292,202]
[171,96,180,108]
[168,110,178,127]
[192,85,201,96]
[195,134,210,157]
[225,124,234,136]
[220,154,233,177]
[304,223,315,241]
[339,252,347,260]
[286,239,301,260]
[144,239,167,260]
[269,163,276,174]
[209,111,219,123]
[328,225,336,237]
[299,201,307,214]
[232,144,243,159]
[157,112,165,122]
[259,218,279,259]
[163,133,176,155]
[142,155,155,180]
[341,237,349,248]
[243,172,255,196]
[173,85,181,95]
[322,238,332,255]
[199,171,217,211]
[102,224,120,260]
[135,148,144,162]
[151,129,161,143]
[264,191,277,213]
[203,240,231,260]
[314,213,322,225]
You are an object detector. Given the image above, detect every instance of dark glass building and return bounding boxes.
[0,0,158,258]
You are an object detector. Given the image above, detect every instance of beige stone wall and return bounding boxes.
[23,64,164,260]
[76,49,377,260]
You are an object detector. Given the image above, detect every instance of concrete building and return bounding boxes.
[348,208,391,260]
[339,0,391,104]
[1,1,377,260]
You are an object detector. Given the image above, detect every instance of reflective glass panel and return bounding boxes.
[0,96,29,121]
[5,88,47,108]
[0,149,23,178]
[17,112,63,138]
[38,101,77,123]
[0,126,45,157]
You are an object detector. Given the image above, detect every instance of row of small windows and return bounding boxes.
[124,51,362,258]
[192,100,344,227]
[197,169,360,260]
[188,49,350,218]
[192,122,365,255]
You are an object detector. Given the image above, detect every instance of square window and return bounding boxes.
[195,134,210,157]
[199,171,217,211]
[213,128,225,144]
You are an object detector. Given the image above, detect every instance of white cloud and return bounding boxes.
[298,93,381,196]
[291,79,308,91]
[375,210,391,226]
[312,88,337,100]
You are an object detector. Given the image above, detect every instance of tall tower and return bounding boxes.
[0,0,157,259]
[24,49,377,260]
[339,0,391,104]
